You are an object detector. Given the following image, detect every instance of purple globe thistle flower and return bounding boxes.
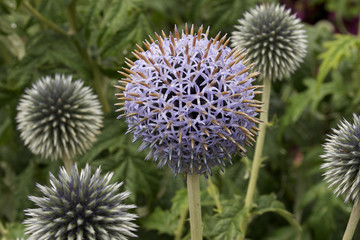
[115,25,262,176]
[16,75,103,161]
[231,3,307,81]
[24,164,138,240]
[321,114,360,203]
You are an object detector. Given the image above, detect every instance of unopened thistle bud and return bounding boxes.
[24,164,138,240]
[321,114,360,202]
[232,3,307,81]
[115,24,262,176]
[16,75,103,161]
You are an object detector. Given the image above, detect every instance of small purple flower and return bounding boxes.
[321,114,360,202]
[115,25,262,176]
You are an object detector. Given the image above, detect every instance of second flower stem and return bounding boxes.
[187,173,203,240]
[62,154,74,174]
[241,76,272,235]
[342,200,360,240]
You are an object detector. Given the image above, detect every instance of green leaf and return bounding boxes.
[208,196,246,240]
[13,162,36,220]
[97,0,143,48]
[252,194,301,235]
[299,181,348,239]
[142,207,175,235]
[142,188,188,236]
[99,13,152,58]
[317,34,360,89]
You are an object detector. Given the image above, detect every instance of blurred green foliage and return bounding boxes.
[0,0,360,239]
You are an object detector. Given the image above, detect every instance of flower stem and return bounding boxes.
[23,0,110,113]
[22,1,68,36]
[342,200,360,240]
[65,0,78,34]
[187,173,203,240]
[241,76,272,235]
[62,154,74,174]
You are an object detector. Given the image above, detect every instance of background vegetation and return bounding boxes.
[0,0,360,239]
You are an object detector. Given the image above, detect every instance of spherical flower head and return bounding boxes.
[24,164,138,240]
[16,74,103,161]
[231,3,307,81]
[321,114,360,202]
[115,25,262,176]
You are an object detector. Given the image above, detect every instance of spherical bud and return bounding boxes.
[115,25,262,176]
[232,3,307,81]
[16,75,103,161]
[24,164,138,240]
[321,114,360,202]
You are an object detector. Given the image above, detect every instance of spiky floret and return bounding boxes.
[321,114,360,203]
[24,164,138,240]
[231,3,307,81]
[16,75,103,161]
[115,24,262,176]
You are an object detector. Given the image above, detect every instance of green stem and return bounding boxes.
[63,1,110,113]
[65,0,78,34]
[342,200,360,240]
[23,1,68,36]
[354,14,360,90]
[187,173,203,240]
[174,204,189,240]
[62,154,74,174]
[207,177,222,213]
[24,0,110,113]
[0,221,8,240]
[241,77,272,236]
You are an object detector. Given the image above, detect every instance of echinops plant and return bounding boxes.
[232,3,307,81]
[322,114,360,240]
[231,3,307,236]
[16,75,103,171]
[24,164,138,240]
[115,24,262,239]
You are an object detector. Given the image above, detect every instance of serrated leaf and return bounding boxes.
[317,34,360,89]
[252,194,301,234]
[280,77,346,133]
[142,188,188,236]
[97,0,143,47]
[13,162,36,220]
[77,118,128,163]
[142,207,176,235]
[209,196,246,240]
[99,13,152,58]
[170,188,188,216]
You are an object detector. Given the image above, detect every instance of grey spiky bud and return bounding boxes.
[24,164,138,240]
[232,3,307,81]
[16,75,103,161]
[321,114,360,202]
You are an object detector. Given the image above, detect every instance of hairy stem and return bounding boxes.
[342,200,360,240]
[62,154,74,174]
[187,173,203,240]
[241,76,272,236]
[23,1,68,36]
